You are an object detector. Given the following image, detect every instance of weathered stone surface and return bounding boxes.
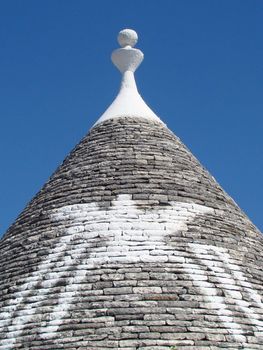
[0,117,262,349]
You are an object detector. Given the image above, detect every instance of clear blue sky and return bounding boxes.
[0,0,262,236]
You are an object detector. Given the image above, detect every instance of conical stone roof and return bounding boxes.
[0,29,263,350]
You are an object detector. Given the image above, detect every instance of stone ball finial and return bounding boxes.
[118,29,138,48]
[112,29,143,74]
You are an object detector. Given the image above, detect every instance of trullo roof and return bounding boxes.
[0,29,263,350]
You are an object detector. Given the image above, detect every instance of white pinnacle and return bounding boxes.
[93,29,164,127]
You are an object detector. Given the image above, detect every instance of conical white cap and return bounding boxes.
[93,29,165,127]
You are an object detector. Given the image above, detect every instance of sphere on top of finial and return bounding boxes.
[118,29,138,48]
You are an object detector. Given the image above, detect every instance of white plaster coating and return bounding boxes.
[0,195,263,347]
[93,29,164,127]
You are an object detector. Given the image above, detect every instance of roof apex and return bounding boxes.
[93,29,165,128]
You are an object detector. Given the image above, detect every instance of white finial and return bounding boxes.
[111,29,144,74]
[93,29,165,127]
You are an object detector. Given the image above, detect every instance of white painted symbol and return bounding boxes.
[0,194,262,348]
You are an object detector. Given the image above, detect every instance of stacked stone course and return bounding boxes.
[0,117,263,349]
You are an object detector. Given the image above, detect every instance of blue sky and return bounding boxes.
[0,0,262,236]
